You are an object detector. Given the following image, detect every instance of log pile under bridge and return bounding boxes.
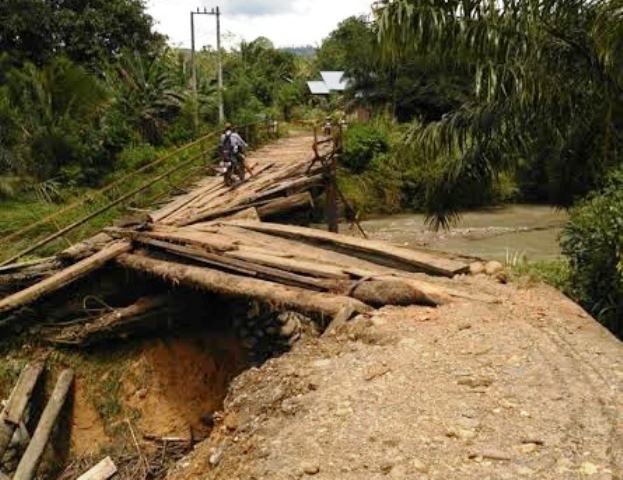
[0,134,480,344]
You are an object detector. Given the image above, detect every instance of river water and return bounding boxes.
[342,205,568,262]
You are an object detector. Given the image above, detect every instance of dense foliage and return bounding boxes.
[341,124,390,173]
[0,3,313,199]
[561,168,623,334]
[0,0,163,67]
[376,0,623,226]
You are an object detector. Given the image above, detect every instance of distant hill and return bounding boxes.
[281,46,316,58]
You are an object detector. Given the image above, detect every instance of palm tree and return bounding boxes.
[377,0,623,227]
[109,51,186,144]
[1,56,110,183]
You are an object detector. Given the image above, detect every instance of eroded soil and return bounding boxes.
[169,277,623,480]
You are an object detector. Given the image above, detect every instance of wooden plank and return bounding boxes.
[110,228,235,253]
[0,361,46,460]
[132,238,332,291]
[226,248,350,279]
[227,221,469,277]
[117,253,372,319]
[4,362,46,425]
[76,457,117,480]
[0,242,131,315]
[13,369,75,480]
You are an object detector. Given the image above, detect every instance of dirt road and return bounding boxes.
[170,276,623,479]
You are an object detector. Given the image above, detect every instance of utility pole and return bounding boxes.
[190,6,225,131]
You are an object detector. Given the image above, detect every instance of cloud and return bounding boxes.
[220,0,296,16]
[147,0,373,48]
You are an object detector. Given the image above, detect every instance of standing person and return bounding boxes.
[323,117,333,136]
[219,123,248,185]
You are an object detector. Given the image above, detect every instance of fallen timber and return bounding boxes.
[0,135,474,343]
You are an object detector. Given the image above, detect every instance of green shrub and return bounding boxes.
[116,144,159,171]
[342,124,389,173]
[561,168,623,336]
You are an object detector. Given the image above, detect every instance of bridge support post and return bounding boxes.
[325,149,339,234]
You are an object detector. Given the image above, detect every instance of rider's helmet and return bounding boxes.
[224,122,233,133]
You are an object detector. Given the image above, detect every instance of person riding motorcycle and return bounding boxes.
[219,123,248,185]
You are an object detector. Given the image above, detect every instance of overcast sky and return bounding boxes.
[146,0,374,49]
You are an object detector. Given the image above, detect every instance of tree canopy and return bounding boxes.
[376,0,623,225]
[0,0,163,67]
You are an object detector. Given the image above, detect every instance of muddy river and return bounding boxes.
[341,205,568,262]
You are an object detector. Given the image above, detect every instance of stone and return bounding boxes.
[410,458,428,473]
[380,461,394,474]
[280,319,299,337]
[209,444,225,466]
[469,262,485,275]
[485,260,504,275]
[518,442,538,454]
[301,462,320,475]
[580,462,599,475]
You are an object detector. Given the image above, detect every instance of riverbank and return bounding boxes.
[347,205,567,262]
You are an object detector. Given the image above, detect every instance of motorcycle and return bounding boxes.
[222,146,246,186]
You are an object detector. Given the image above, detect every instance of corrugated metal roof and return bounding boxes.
[320,71,347,91]
[307,81,330,95]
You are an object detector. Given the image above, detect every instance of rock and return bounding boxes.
[580,462,599,475]
[469,449,512,461]
[485,260,504,275]
[209,444,225,466]
[458,322,472,331]
[410,458,428,473]
[301,462,320,475]
[280,319,299,338]
[136,388,148,399]
[518,442,538,454]
[266,326,279,335]
[495,271,509,284]
[469,262,485,275]
[380,460,394,474]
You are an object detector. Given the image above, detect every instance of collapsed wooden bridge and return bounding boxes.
[0,132,475,343]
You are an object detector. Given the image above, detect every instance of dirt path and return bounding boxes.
[170,276,622,479]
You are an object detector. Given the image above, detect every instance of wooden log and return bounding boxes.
[116,253,372,318]
[0,361,46,460]
[76,456,117,480]
[149,178,222,223]
[58,233,113,261]
[228,221,469,277]
[0,258,57,275]
[0,261,64,297]
[224,207,260,222]
[351,280,439,307]
[0,242,131,316]
[44,296,168,346]
[256,192,314,219]
[251,174,323,202]
[13,369,74,480]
